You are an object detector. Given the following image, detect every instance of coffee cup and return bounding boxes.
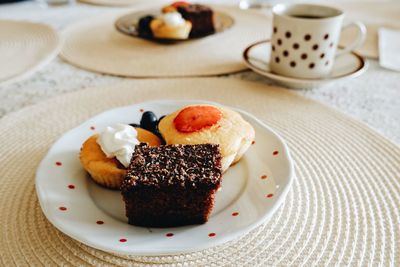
[270,4,366,79]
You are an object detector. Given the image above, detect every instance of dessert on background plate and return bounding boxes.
[173,2,215,37]
[138,1,215,40]
[149,11,192,40]
[115,1,234,43]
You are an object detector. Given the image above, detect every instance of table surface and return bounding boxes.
[0,1,399,144]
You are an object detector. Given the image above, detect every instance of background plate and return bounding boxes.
[115,10,234,43]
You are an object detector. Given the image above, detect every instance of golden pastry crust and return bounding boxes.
[136,127,161,147]
[79,128,161,189]
[158,105,255,172]
[80,135,125,189]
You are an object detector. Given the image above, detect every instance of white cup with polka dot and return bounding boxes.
[270,3,366,79]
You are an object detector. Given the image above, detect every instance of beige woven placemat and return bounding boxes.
[60,7,268,77]
[78,0,167,7]
[0,20,61,85]
[334,1,400,59]
[1,78,399,266]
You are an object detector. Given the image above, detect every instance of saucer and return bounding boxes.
[243,40,368,89]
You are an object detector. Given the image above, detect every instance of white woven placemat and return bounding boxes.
[0,19,61,85]
[60,6,268,77]
[0,78,399,266]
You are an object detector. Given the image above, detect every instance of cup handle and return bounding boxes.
[336,21,367,56]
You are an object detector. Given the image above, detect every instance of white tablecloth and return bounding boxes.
[0,1,399,144]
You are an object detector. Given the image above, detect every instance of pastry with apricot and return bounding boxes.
[158,105,255,172]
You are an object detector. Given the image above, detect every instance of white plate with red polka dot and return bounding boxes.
[243,40,368,89]
[35,100,294,256]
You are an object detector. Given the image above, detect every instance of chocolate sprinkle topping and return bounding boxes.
[121,143,222,191]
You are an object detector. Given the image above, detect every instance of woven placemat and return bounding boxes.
[78,0,167,7]
[0,78,399,266]
[334,1,400,59]
[60,7,268,77]
[0,20,61,85]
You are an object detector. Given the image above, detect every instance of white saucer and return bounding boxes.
[35,100,294,256]
[243,40,368,89]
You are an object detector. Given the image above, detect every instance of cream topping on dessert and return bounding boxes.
[97,124,139,168]
[161,12,186,27]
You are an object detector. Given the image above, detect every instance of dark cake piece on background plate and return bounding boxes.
[121,143,222,227]
[176,4,215,37]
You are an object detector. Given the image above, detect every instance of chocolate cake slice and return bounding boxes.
[121,143,222,227]
[177,4,215,38]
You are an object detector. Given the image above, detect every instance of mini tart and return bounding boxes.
[158,105,255,173]
[79,128,161,189]
[150,19,192,39]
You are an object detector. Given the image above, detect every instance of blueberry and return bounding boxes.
[140,111,158,132]
[138,15,154,38]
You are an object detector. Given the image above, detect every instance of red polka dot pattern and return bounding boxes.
[139,109,144,112]
[68,184,75,189]
[208,233,216,237]
[261,175,267,180]
[119,238,127,243]
[266,194,274,198]
[232,212,239,216]
[55,161,62,166]
[166,233,174,237]
[273,150,279,156]
[96,221,104,225]
[251,140,255,145]
[59,207,67,211]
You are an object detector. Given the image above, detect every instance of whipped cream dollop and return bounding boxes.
[161,12,186,27]
[96,124,139,168]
